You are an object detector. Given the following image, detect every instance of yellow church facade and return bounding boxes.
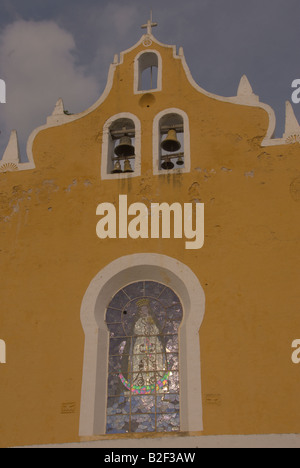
[0,22,300,448]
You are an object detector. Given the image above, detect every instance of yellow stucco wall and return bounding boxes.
[0,35,300,447]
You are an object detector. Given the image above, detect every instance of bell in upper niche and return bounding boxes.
[161,129,181,153]
[114,135,135,157]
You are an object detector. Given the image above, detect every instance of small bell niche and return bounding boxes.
[134,50,162,94]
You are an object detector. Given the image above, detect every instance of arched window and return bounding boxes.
[139,53,158,91]
[153,109,191,175]
[109,118,136,174]
[105,281,182,434]
[134,51,162,94]
[101,113,141,180]
[159,113,184,171]
[79,254,205,437]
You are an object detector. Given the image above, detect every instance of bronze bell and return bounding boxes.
[114,135,135,157]
[176,156,184,166]
[161,129,181,153]
[112,160,123,173]
[161,156,175,170]
[123,158,134,173]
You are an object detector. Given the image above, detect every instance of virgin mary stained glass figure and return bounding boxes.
[105,281,182,434]
[119,298,170,394]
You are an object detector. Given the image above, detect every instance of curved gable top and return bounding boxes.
[24,32,288,169]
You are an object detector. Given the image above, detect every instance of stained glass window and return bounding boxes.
[105,281,183,434]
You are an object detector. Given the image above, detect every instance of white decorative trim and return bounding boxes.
[237,75,259,104]
[79,254,205,436]
[0,130,35,172]
[118,34,176,66]
[19,32,295,169]
[177,54,276,146]
[283,101,300,142]
[128,35,279,147]
[133,49,162,94]
[153,108,190,175]
[46,98,71,126]
[101,112,141,180]
[285,133,300,144]
[143,37,153,47]
[24,56,119,169]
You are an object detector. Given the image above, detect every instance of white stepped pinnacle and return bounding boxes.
[1,130,20,165]
[47,97,70,124]
[284,101,300,136]
[237,75,259,102]
[51,98,65,116]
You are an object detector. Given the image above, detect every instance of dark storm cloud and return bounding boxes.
[0,0,300,159]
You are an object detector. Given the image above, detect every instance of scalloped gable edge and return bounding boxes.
[23,33,291,170]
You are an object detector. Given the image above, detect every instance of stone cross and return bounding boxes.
[141,11,158,35]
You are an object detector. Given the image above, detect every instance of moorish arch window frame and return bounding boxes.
[79,253,205,437]
[101,112,142,180]
[105,280,183,434]
[153,108,191,175]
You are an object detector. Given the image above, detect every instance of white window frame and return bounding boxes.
[101,113,141,180]
[153,108,191,175]
[79,253,205,437]
[134,50,162,95]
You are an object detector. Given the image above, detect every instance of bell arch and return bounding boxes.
[153,108,191,175]
[79,254,205,436]
[101,112,141,180]
[134,50,162,94]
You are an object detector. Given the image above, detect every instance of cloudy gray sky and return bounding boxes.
[0,0,300,161]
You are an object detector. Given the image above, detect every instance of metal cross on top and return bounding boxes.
[141,11,158,35]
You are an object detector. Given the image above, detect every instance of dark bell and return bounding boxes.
[112,160,123,173]
[176,156,184,166]
[114,136,135,157]
[161,157,175,170]
[161,129,181,153]
[123,159,134,173]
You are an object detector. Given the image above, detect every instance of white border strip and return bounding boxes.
[79,253,205,437]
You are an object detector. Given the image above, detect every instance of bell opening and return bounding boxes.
[161,157,175,170]
[158,114,185,172]
[108,118,136,176]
